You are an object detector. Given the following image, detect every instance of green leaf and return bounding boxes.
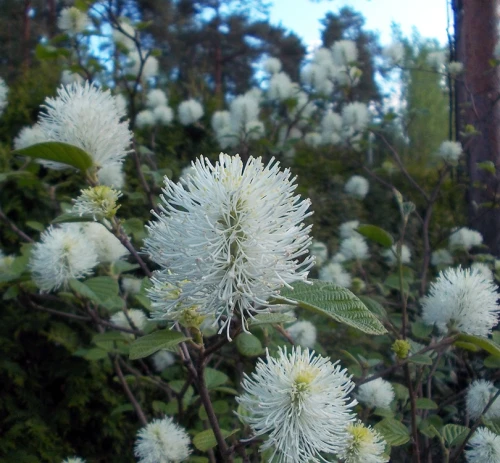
[69,279,101,304]
[51,212,96,224]
[204,368,229,389]
[129,330,190,360]
[442,424,469,447]
[357,224,393,247]
[411,320,433,339]
[484,356,500,368]
[25,221,45,232]
[477,161,496,175]
[384,274,410,293]
[110,403,134,416]
[79,347,108,361]
[483,419,500,435]
[455,334,500,357]
[374,418,410,446]
[192,429,238,452]
[13,141,93,172]
[358,296,387,317]
[248,313,296,326]
[415,398,438,410]
[409,354,433,365]
[275,280,387,335]
[85,276,120,305]
[236,333,264,357]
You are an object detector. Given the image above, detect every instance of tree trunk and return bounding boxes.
[454,0,500,255]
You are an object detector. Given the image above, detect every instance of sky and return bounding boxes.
[268,0,450,48]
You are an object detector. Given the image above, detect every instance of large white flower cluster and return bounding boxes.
[344,175,370,199]
[340,235,369,261]
[438,140,463,163]
[319,262,352,288]
[340,421,389,463]
[57,7,90,34]
[357,378,395,410]
[466,427,500,463]
[449,227,483,251]
[145,154,313,336]
[178,99,204,125]
[135,416,191,463]
[421,266,500,337]
[237,346,356,463]
[466,380,500,420]
[136,88,174,128]
[287,320,317,348]
[127,50,159,80]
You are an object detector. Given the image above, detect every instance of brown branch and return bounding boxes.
[0,208,33,242]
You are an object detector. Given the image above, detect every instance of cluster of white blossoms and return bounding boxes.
[0,77,8,116]
[426,50,447,70]
[237,347,357,463]
[30,223,128,292]
[339,421,389,463]
[466,380,500,420]
[152,350,176,372]
[287,320,317,348]
[438,140,463,163]
[320,103,370,149]
[357,378,395,410]
[113,20,137,52]
[177,99,204,126]
[263,56,282,75]
[127,50,159,80]
[431,248,454,267]
[71,186,121,220]
[340,235,370,261]
[382,244,412,266]
[110,309,147,332]
[471,262,494,281]
[136,88,174,128]
[57,7,90,35]
[339,220,360,239]
[309,240,328,267]
[421,266,500,337]
[344,175,370,199]
[383,42,405,66]
[319,262,352,288]
[144,153,313,337]
[466,427,500,463]
[449,227,483,251]
[16,82,132,177]
[135,416,191,463]
[211,90,264,148]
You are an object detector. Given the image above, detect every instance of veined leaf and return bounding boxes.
[129,330,190,360]
[275,280,387,335]
[374,418,410,446]
[357,224,393,248]
[455,334,500,357]
[13,141,93,172]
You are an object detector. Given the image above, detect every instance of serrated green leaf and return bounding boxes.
[374,418,410,446]
[25,221,45,232]
[275,280,386,335]
[357,224,393,247]
[192,429,238,452]
[411,320,433,339]
[13,141,93,171]
[69,279,101,304]
[442,424,469,447]
[483,419,500,435]
[85,276,119,303]
[236,333,264,357]
[129,330,190,360]
[415,398,438,410]
[357,296,387,317]
[204,368,229,389]
[455,334,500,357]
[248,313,296,326]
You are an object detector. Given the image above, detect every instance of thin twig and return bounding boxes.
[0,208,33,242]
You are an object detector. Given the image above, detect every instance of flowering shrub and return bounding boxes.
[2,5,500,463]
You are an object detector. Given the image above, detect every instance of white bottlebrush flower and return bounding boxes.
[121,276,142,295]
[383,42,405,65]
[230,94,260,130]
[14,124,47,150]
[448,61,464,75]
[339,220,360,239]
[38,82,132,168]
[135,416,191,463]
[212,110,231,133]
[57,7,89,34]
[357,378,395,410]
[334,65,362,88]
[72,185,121,220]
[237,346,356,463]
[304,132,322,148]
[61,70,83,86]
[114,94,128,116]
[154,105,174,126]
[62,458,86,463]
[300,64,333,95]
[178,99,204,125]
[438,140,463,163]
[431,248,454,267]
[344,175,369,199]
[0,78,8,116]
[319,262,352,288]
[340,421,389,463]
[97,163,125,189]
[382,244,412,266]
[113,21,136,51]
[244,120,265,141]
[128,51,159,79]
[110,309,147,331]
[332,40,358,66]
[263,57,282,75]
[267,72,295,101]
[332,252,347,264]
[449,227,483,251]
[466,427,500,463]
[144,154,313,337]
[136,109,156,128]
[310,240,328,267]
[340,236,369,261]
[321,110,343,145]
[146,89,168,109]
[421,266,500,337]
[81,222,128,263]
[287,321,317,348]
[472,262,494,281]
[30,225,98,292]
[152,350,176,372]
[426,50,446,70]
[342,102,370,133]
[466,380,500,420]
